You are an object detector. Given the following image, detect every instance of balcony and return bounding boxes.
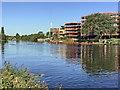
[65,28,80,30]
[66,31,78,33]
[65,25,80,27]
[66,35,78,37]
[65,22,81,25]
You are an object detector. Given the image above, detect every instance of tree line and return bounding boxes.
[0,27,50,42]
[15,31,49,42]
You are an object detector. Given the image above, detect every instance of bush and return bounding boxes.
[2,61,48,89]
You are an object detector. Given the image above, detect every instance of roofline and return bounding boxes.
[64,22,81,25]
[81,12,119,17]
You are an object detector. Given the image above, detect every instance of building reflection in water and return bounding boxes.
[50,44,119,74]
[50,44,81,64]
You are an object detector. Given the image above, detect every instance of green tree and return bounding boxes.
[82,13,118,39]
[1,27,7,41]
[15,33,20,40]
[29,34,38,42]
[38,31,43,34]
[46,32,49,38]
[38,32,45,39]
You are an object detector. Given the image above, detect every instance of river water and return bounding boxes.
[1,41,119,88]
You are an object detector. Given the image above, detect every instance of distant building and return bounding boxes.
[64,22,81,40]
[50,28,59,38]
[59,26,65,38]
[50,23,59,39]
[118,13,120,35]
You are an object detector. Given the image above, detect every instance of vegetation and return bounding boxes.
[15,33,20,41]
[21,32,45,42]
[82,13,118,38]
[2,61,48,89]
[46,32,50,38]
[52,37,75,42]
[7,31,49,42]
[1,27,7,41]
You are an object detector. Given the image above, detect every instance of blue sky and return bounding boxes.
[2,2,118,36]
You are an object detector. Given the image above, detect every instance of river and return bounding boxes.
[1,41,119,88]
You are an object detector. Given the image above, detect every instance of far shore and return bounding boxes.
[48,40,120,45]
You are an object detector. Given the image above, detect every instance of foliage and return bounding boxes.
[58,37,74,42]
[2,61,48,89]
[46,32,49,38]
[20,31,46,42]
[82,13,118,37]
[1,27,7,41]
[6,31,47,42]
[15,33,20,40]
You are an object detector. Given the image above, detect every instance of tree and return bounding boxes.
[15,33,20,40]
[46,32,49,37]
[82,13,118,39]
[1,27,7,41]
[38,31,43,34]
[1,27,4,34]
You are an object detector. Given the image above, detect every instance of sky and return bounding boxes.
[2,2,118,36]
[2,0,120,2]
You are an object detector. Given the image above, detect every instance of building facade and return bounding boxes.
[50,28,59,39]
[64,22,81,40]
[59,26,65,38]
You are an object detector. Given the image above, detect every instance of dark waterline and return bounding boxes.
[1,41,119,88]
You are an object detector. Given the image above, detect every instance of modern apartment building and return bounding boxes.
[118,13,120,35]
[64,22,81,40]
[59,26,65,38]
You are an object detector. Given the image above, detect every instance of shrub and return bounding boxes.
[2,61,48,89]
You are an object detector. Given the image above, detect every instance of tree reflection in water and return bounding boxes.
[0,41,8,89]
[51,44,119,74]
[81,45,119,74]
[1,41,8,60]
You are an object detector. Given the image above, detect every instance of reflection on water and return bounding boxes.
[81,45,119,74]
[1,41,119,88]
[51,44,119,73]
[0,41,8,89]
[1,42,4,54]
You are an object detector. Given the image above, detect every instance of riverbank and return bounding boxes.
[48,41,98,45]
[48,40,120,45]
